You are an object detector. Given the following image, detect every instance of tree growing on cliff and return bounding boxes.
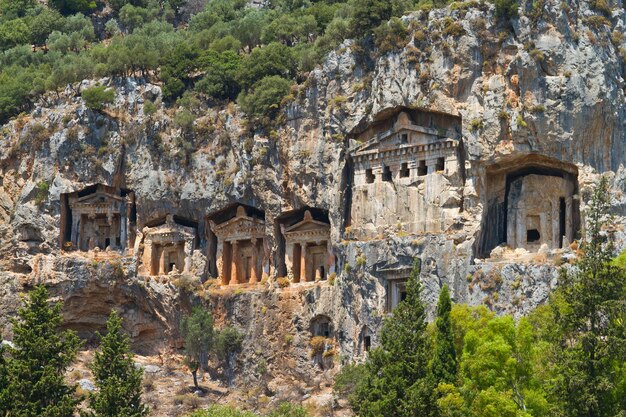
[351,259,437,417]
[431,284,458,386]
[85,310,148,417]
[180,306,215,389]
[548,175,626,417]
[0,285,82,417]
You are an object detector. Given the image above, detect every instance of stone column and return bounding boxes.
[540,212,549,247]
[250,238,259,284]
[142,238,153,275]
[300,242,308,282]
[230,240,239,285]
[183,238,193,273]
[565,197,573,246]
[326,240,335,275]
[159,247,166,275]
[551,199,560,248]
[120,203,127,251]
[516,208,526,249]
[71,214,80,248]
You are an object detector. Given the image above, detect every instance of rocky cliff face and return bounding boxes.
[1,0,626,409]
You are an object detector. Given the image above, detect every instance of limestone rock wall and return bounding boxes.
[1,0,626,392]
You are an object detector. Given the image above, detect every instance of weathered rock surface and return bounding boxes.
[1,0,626,412]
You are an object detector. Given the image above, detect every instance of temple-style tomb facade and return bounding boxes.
[281,210,334,282]
[60,184,136,253]
[209,205,269,285]
[139,215,196,276]
[348,108,463,239]
[477,154,580,257]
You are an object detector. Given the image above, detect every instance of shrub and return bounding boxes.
[34,181,50,205]
[373,17,409,54]
[277,277,291,288]
[494,0,518,19]
[267,403,310,417]
[442,18,465,37]
[586,15,611,29]
[82,85,115,111]
[188,406,255,417]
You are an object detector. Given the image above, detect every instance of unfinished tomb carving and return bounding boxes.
[209,205,269,285]
[280,209,335,283]
[349,108,463,239]
[139,215,196,276]
[477,154,580,257]
[60,184,136,252]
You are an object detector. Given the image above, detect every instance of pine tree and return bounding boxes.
[353,259,437,417]
[0,285,82,417]
[85,310,148,417]
[550,176,626,417]
[431,284,458,386]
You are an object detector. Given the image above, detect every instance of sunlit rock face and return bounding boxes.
[1,0,626,392]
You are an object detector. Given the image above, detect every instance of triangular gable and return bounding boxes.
[76,191,124,204]
[213,216,264,235]
[285,219,330,234]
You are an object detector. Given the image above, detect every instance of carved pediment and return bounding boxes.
[283,211,330,242]
[211,216,265,240]
[143,217,195,244]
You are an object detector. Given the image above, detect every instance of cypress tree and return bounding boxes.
[85,310,148,417]
[0,285,81,417]
[353,259,437,417]
[431,284,458,386]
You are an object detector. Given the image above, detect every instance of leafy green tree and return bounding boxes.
[237,75,292,121]
[0,285,82,417]
[180,306,214,389]
[236,42,296,90]
[349,0,392,37]
[261,13,318,46]
[160,40,200,100]
[431,284,458,386]
[195,50,241,100]
[0,0,36,19]
[82,85,115,110]
[28,8,65,47]
[85,311,148,417]
[49,0,97,15]
[549,176,626,417]
[460,316,547,416]
[0,19,31,51]
[352,259,438,417]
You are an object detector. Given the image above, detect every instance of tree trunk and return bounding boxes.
[192,369,198,389]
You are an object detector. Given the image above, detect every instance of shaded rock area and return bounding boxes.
[2,0,626,414]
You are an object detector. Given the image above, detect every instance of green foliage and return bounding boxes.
[352,259,438,417]
[237,42,296,90]
[494,0,519,19]
[49,0,97,15]
[180,306,214,387]
[188,405,255,417]
[548,176,626,417]
[0,286,82,417]
[214,326,243,361]
[35,180,50,205]
[85,311,149,417]
[237,75,292,121]
[431,284,458,386]
[266,403,310,417]
[82,85,115,111]
[334,363,367,400]
[373,17,409,54]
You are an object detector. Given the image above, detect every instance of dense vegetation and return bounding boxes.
[0,0,524,126]
[335,177,626,417]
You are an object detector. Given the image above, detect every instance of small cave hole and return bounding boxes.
[527,229,540,243]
